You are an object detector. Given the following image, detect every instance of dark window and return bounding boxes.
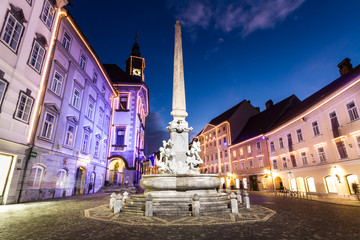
[116,129,125,146]
[335,139,348,159]
[119,96,128,110]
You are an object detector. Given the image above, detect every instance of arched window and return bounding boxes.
[28,165,45,188]
[324,176,337,193]
[346,174,359,194]
[296,177,306,192]
[290,178,297,191]
[56,169,67,188]
[306,177,316,192]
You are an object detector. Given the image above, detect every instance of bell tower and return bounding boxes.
[125,34,145,82]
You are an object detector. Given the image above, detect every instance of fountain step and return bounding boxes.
[121,210,144,216]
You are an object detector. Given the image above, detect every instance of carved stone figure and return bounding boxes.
[186,139,203,173]
[157,139,176,174]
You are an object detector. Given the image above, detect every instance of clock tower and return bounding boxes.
[126,35,145,82]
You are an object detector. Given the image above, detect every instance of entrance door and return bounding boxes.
[249,175,258,191]
[0,154,14,201]
[75,167,86,195]
[108,159,125,185]
[274,176,283,190]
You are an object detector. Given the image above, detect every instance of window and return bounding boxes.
[290,154,297,167]
[239,148,243,156]
[312,121,320,136]
[79,53,86,70]
[270,141,275,152]
[347,101,359,121]
[234,163,238,171]
[41,112,55,139]
[28,40,45,72]
[317,147,327,162]
[224,150,228,157]
[92,71,98,85]
[71,87,81,109]
[249,160,253,169]
[94,139,100,157]
[279,138,284,148]
[258,157,263,168]
[329,111,339,127]
[105,115,110,131]
[26,0,32,5]
[56,169,67,188]
[240,161,245,170]
[1,13,24,52]
[223,127,226,131]
[247,145,251,154]
[28,166,44,188]
[51,71,63,96]
[220,152,223,159]
[335,139,348,159]
[116,129,125,146]
[210,154,213,161]
[306,177,316,192]
[64,123,75,147]
[14,91,34,123]
[232,150,236,158]
[355,135,360,152]
[301,152,308,165]
[287,134,293,146]
[119,96,128,110]
[81,132,90,153]
[296,129,303,142]
[256,141,261,150]
[98,109,103,128]
[62,31,71,51]
[290,178,297,191]
[282,157,287,168]
[103,140,108,159]
[219,139,221,145]
[346,175,359,194]
[225,165,229,171]
[324,176,337,193]
[223,137,227,145]
[41,0,55,29]
[86,98,94,120]
[0,78,9,110]
[215,153,218,160]
[272,159,278,169]
[210,142,212,146]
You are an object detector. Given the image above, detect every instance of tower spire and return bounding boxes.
[170,20,188,121]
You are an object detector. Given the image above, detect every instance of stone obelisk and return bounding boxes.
[168,20,192,164]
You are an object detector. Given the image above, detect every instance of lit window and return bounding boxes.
[14,91,34,123]
[279,138,284,148]
[1,13,24,52]
[71,88,81,109]
[41,0,55,29]
[347,101,359,121]
[41,112,55,139]
[56,169,67,188]
[0,78,9,110]
[247,145,251,154]
[232,150,236,158]
[240,161,245,170]
[317,146,327,162]
[306,177,316,192]
[64,123,75,147]
[335,139,348,159]
[223,137,227,145]
[296,129,303,142]
[346,175,359,194]
[28,166,44,188]
[272,159,278,169]
[51,71,63,96]
[312,121,320,136]
[28,41,45,72]
[324,176,337,193]
[270,142,275,152]
[62,31,71,51]
[79,53,87,70]
[239,148,244,156]
[301,152,308,165]
[258,157,263,168]
[82,132,90,153]
[290,178,297,191]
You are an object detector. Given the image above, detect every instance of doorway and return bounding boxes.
[75,167,86,195]
[108,159,125,186]
[249,175,258,191]
[274,176,283,190]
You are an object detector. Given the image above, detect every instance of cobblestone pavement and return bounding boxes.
[1,191,359,240]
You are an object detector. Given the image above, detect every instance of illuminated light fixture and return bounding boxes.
[27,10,67,143]
[256,154,264,157]
[332,135,346,142]
[261,136,266,140]
[349,130,360,135]
[266,75,360,136]
[224,142,228,146]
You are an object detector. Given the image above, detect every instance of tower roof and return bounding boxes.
[131,34,141,57]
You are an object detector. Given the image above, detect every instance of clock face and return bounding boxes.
[132,68,141,77]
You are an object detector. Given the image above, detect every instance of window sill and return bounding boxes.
[62,144,74,150]
[313,134,323,138]
[115,109,130,112]
[348,118,360,124]
[38,136,54,143]
[48,88,63,100]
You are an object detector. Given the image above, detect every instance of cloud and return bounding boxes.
[168,0,305,37]
[145,112,169,155]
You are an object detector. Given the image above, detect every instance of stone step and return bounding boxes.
[153,210,192,217]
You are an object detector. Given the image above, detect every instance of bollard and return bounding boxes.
[243,190,250,209]
[192,194,200,217]
[109,192,116,211]
[145,194,153,217]
[114,193,123,213]
[230,192,239,214]
[236,190,243,204]
[122,191,129,203]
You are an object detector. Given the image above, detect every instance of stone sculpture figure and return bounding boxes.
[157,139,176,173]
[186,139,203,173]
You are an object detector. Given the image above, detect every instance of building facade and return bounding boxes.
[266,59,360,199]
[0,0,68,204]
[198,100,259,187]
[104,41,149,187]
[18,10,117,202]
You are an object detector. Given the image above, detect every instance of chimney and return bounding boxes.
[265,100,273,109]
[337,58,353,76]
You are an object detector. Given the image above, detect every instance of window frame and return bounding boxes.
[63,122,76,147]
[55,169,67,188]
[61,31,71,51]
[86,96,95,120]
[115,128,126,146]
[346,100,360,122]
[296,128,303,142]
[50,70,63,96]
[312,121,321,136]
[300,151,308,165]
[40,111,56,140]
[14,91,34,123]
[81,131,90,153]
[40,0,55,29]
[317,146,327,163]
[70,85,81,110]
[1,11,24,53]
[79,53,87,70]
[0,76,9,113]
[28,166,44,188]
[279,137,284,148]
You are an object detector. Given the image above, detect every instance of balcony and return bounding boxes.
[111,144,127,152]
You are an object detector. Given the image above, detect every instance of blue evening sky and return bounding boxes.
[69,0,360,153]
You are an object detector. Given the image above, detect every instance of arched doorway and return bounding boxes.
[108,159,125,186]
[89,172,96,194]
[75,167,86,195]
[274,176,283,190]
